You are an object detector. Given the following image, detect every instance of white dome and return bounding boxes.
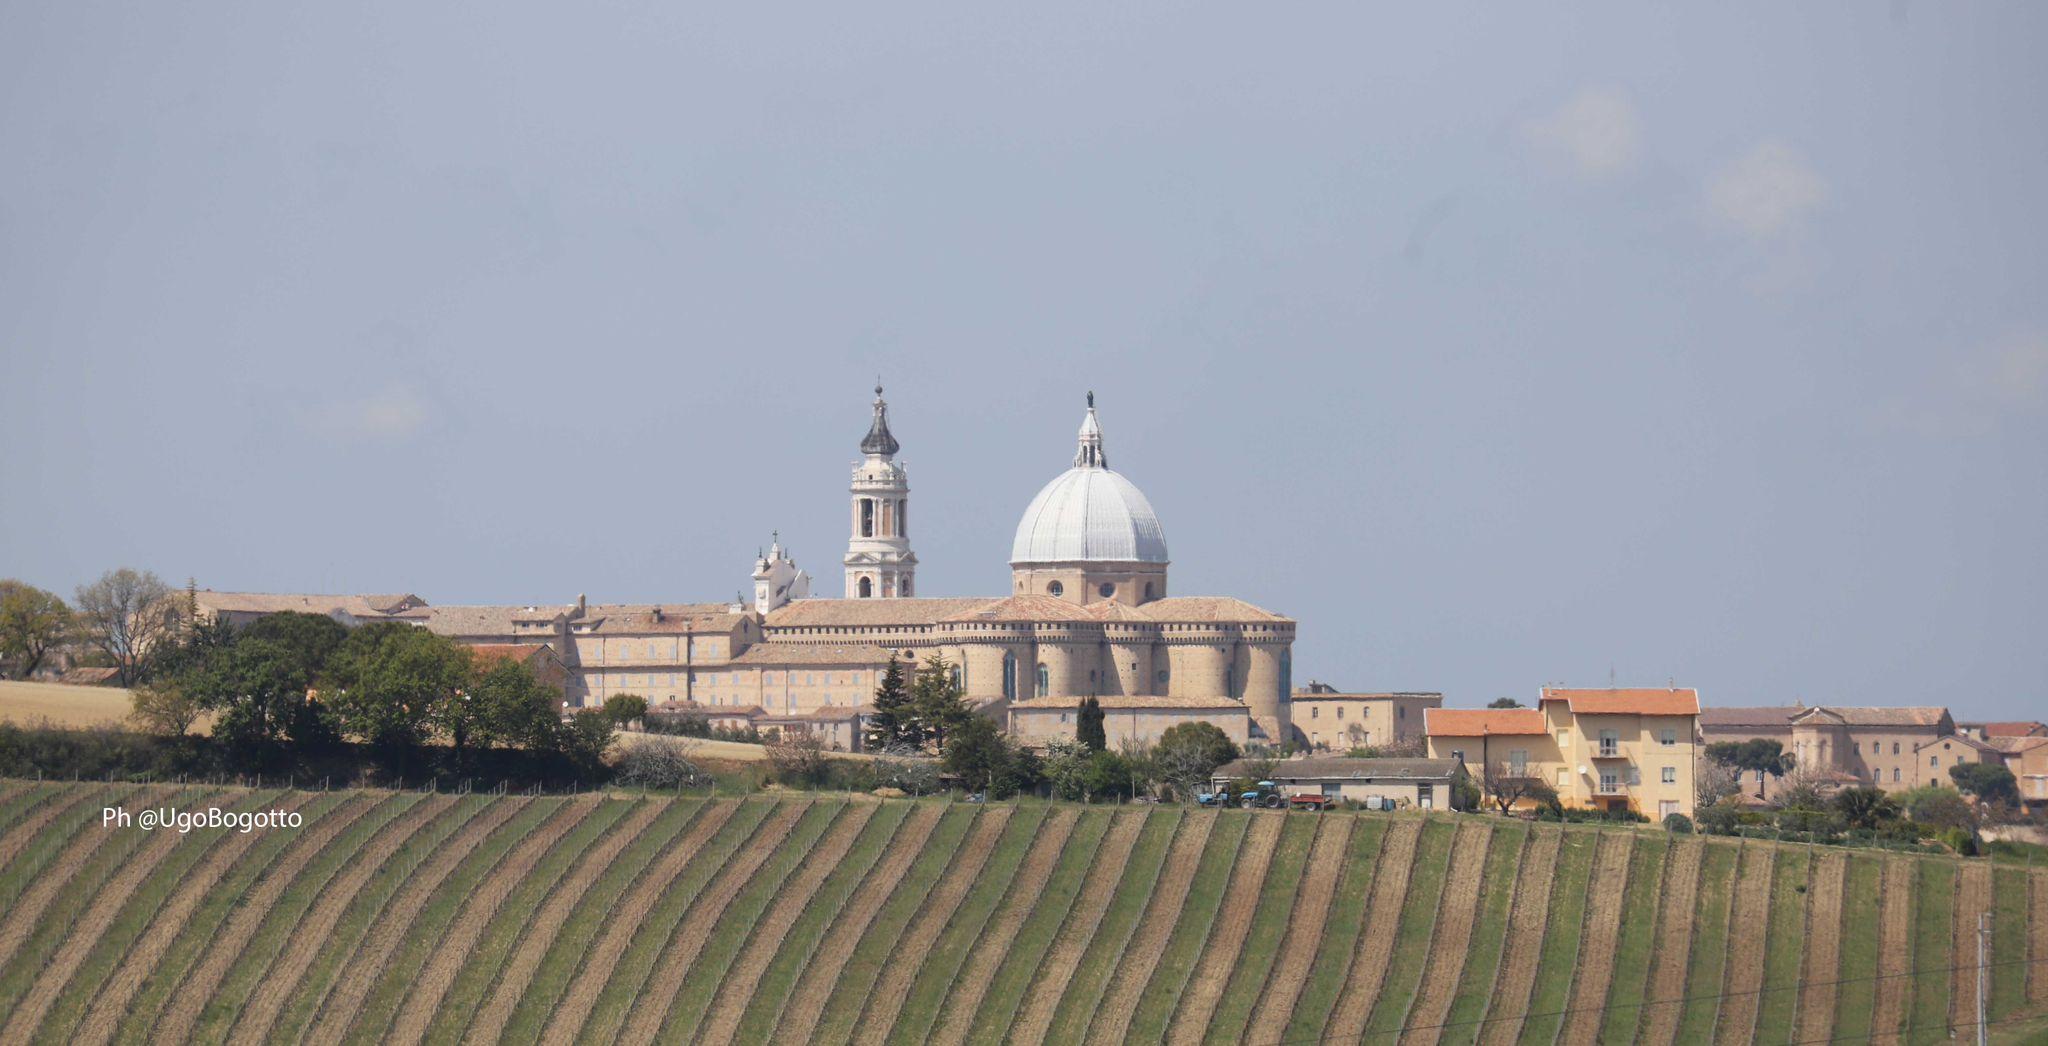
[1010,466,1169,564]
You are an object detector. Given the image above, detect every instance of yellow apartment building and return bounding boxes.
[1427,686,1701,819]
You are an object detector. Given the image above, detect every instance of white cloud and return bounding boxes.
[1705,142,1828,240]
[1879,331,2048,436]
[1523,88,1643,180]
[307,384,429,443]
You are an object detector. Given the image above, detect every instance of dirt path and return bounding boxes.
[535,800,739,1045]
[1638,836,1703,1044]
[1950,860,1992,1034]
[1239,815,1352,1037]
[1793,849,1847,1046]
[1400,820,1494,1046]
[0,787,242,1041]
[1865,856,1915,1044]
[851,807,1017,1046]
[1557,829,1636,1043]
[926,808,1078,1046]
[772,804,946,1043]
[149,792,388,1044]
[1476,825,1559,1046]
[300,796,527,1046]
[73,790,320,1046]
[1004,809,1147,1045]
[691,802,879,1046]
[1319,817,1424,1044]
[1161,812,1287,1044]
[382,795,601,1044]
[1085,812,1226,1043]
[228,794,455,1045]
[0,785,155,970]
[615,800,811,1043]
[1712,843,1775,1046]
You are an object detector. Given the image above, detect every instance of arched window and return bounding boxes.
[1036,663,1049,698]
[1002,653,1017,699]
[860,498,874,537]
[1143,582,1154,601]
[857,576,872,598]
[1047,581,1064,597]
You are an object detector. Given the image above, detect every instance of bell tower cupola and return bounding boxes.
[844,383,918,598]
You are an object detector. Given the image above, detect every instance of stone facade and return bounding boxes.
[1291,685,1441,752]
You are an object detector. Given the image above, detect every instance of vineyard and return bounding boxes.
[2,780,2046,1044]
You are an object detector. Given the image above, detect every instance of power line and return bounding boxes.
[1235,953,2048,1046]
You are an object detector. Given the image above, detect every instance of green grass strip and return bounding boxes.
[270,795,492,1041]
[1991,866,2029,1020]
[657,800,845,1043]
[1129,809,1257,1044]
[0,781,62,839]
[1362,815,1457,1041]
[887,804,1050,1045]
[734,801,914,1043]
[1514,824,1596,1046]
[1045,808,1184,1043]
[0,783,126,909]
[190,792,423,1041]
[1751,846,1813,1042]
[1675,840,1739,1042]
[809,804,978,1046]
[576,798,779,1043]
[422,797,637,1045]
[1597,833,1669,1043]
[342,793,565,1046]
[1274,814,1389,1046]
[1439,821,1526,1046]
[114,790,355,1045]
[965,808,1113,1043]
[0,786,213,1017]
[1204,812,1319,1044]
[35,787,287,1042]
[1832,854,1883,1040]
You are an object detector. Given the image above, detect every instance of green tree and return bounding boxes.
[451,659,562,753]
[1487,697,1523,709]
[324,622,472,753]
[1151,721,1239,799]
[603,693,648,726]
[74,568,180,685]
[942,714,1038,799]
[239,611,348,677]
[128,680,205,737]
[1831,786,1902,830]
[1706,739,1796,796]
[910,655,971,753]
[184,636,333,749]
[1076,696,1107,752]
[1949,763,2019,805]
[559,708,616,770]
[0,581,72,679]
[865,656,917,750]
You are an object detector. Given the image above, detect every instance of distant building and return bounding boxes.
[1701,704,1997,796]
[1289,683,1440,752]
[191,590,426,629]
[1986,736,2048,808]
[1427,686,1701,819]
[1210,756,1468,809]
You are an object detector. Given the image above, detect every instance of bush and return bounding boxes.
[1696,799,1744,836]
[602,694,649,726]
[613,742,706,790]
[1663,812,1694,834]
[1941,826,1980,857]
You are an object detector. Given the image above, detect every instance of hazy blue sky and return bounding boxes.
[4,5,2044,717]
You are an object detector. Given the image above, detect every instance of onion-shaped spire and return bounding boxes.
[861,382,900,456]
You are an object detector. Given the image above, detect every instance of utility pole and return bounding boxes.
[1977,910,1989,1046]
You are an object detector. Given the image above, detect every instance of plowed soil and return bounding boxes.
[1793,850,1847,1046]
[1399,820,1494,1046]
[1557,829,1636,1043]
[0,782,107,870]
[1713,843,1774,1046]
[1088,812,1225,1043]
[0,786,156,970]
[853,806,1014,1045]
[1246,815,1356,1037]
[927,808,1079,1046]
[1476,825,1559,1046]
[1006,808,1147,1044]
[1317,817,1425,1043]
[1165,812,1288,1045]
[1639,836,1703,1043]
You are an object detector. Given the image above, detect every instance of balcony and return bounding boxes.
[1594,780,1629,796]
[1592,746,1627,760]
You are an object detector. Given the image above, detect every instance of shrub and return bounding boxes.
[613,742,706,790]
[1696,799,1744,836]
[1941,826,1980,856]
[602,694,648,726]
[1663,812,1694,834]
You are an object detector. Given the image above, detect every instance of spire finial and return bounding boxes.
[1074,393,1107,468]
[1087,390,1094,408]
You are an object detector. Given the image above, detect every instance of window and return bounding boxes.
[1930,756,1938,767]
[1662,766,1676,784]
[1335,707,1344,720]
[1556,768,1569,787]
[898,500,907,536]
[1893,767,1901,783]
[1599,771,1619,793]
[1892,742,1900,755]
[901,577,912,596]
[857,577,872,598]
[1599,730,1619,757]
[1002,653,1017,700]
[1659,729,1675,746]
[1143,582,1154,601]
[1558,730,1570,749]
[1659,800,1679,819]
[860,498,874,537]
[1099,582,1114,598]
[1398,706,1406,719]
[1047,581,1063,597]
[1036,663,1049,698]
[1156,667,1169,687]
[1508,749,1528,776]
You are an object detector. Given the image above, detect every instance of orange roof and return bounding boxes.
[1541,687,1699,716]
[1425,708,1548,737]
[1982,721,2047,738]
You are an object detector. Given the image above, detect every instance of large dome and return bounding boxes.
[1010,398,1169,565]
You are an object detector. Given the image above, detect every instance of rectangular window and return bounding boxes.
[1599,771,1619,793]
[1556,767,1568,788]
[1311,707,1319,719]
[1659,729,1676,746]
[1599,730,1619,757]
[1558,730,1570,750]
[1662,766,1676,784]
[1893,767,1900,783]
[1508,749,1528,776]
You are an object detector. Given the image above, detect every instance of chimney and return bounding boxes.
[576,593,587,614]
[652,606,664,622]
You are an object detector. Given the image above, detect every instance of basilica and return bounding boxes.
[192,388,1300,749]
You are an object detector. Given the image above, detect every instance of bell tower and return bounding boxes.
[843,383,917,598]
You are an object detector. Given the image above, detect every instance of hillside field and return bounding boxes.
[0,680,142,730]
[2,782,2046,1044]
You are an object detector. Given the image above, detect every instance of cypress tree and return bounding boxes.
[866,656,914,750]
[1077,695,1107,752]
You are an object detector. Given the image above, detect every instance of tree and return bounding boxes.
[1487,697,1523,709]
[452,659,562,753]
[324,622,472,752]
[74,568,180,685]
[865,657,917,750]
[1900,785,1977,831]
[909,655,971,753]
[1831,786,1902,831]
[1696,759,1743,808]
[558,708,616,769]
[942,714,1008,795]
[603,693,648,727]
[0,581,72,679]
[129,680,204,736]
[1151,721,1240,799]
[1481,761,1555,815]
[1949,763,2019,806]
[767,728,831,787]
[1076,697,1107,752]
[1707,739,1796,798]
[239,612,348,677]
[614,739,705,790]
[183,636,332,749]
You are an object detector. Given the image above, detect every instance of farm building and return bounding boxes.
[1210,756,1468,809]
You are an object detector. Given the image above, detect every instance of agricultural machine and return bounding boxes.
[1195,781,1332,811]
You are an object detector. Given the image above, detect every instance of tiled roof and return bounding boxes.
[1982,721,2047,738]
[406,605,531,637]
[1083,600,1152,621]
[1137,597,1291,623]
[1213,757,1465,781]
[731,643,898,666]
[1986,736,2048,755]
[1699,706,1804,729]
[1914,734,2001,756]
[1541,687,1700,716]
[1292,691,1444,702]
[576,604,746,634]
[1791,706,1950,729]
[1008,695,1250,710]
[939,595,1096,623]
[764,598,999,629]
[1424,708,1548,736]
[195,590,424,619]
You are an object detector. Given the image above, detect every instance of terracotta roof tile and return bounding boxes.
[764,598,999,629]
[1541,687,1700,716]
[1982,721,2047,738]
[1789,706,1950,729]
[1137,597,1292,623]
[730,643,898,666]
[1424,708,1548,736]
[195,590,425,619]
[938,595,1095,623]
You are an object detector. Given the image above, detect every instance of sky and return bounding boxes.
[3,5,2044,718]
